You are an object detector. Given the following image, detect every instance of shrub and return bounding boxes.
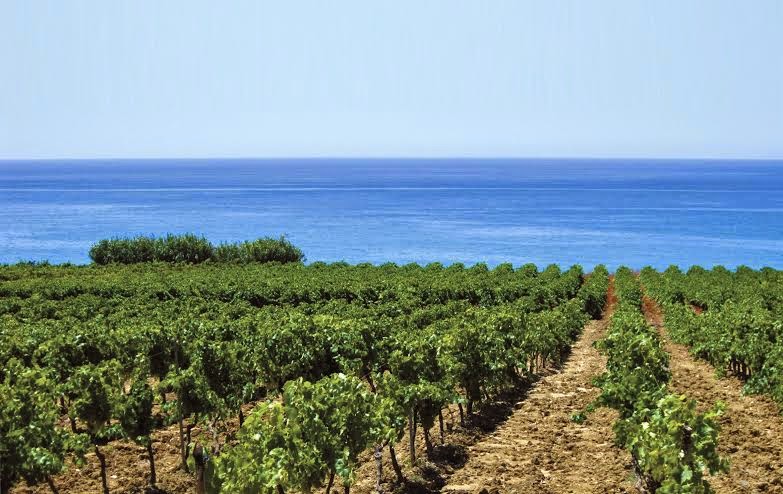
[89,235,303,265]
[213,236,304,264]
[153,234,212,264]
[89,236,156,264]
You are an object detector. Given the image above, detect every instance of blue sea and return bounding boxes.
[0,159,781,270]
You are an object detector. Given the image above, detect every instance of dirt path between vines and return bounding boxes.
[641,296,783,494]
[441,282,633,494]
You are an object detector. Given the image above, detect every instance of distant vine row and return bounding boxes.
[641,266,783,409]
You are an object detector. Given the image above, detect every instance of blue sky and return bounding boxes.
[1,1,781,159]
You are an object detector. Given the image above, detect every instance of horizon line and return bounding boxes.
[1,156,783,163]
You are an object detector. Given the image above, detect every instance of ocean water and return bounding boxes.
[0,158,781,270]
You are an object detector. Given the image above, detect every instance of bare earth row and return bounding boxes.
[438,280,634,493]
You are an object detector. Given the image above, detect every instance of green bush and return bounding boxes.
[153,234,212,264]
[212,236,304,264]
[88,234,210,264]
[89,235,303,265]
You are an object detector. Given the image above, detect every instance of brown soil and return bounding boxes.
[350,385,546,494]
[642,296,783,494]
[439,281,634,494]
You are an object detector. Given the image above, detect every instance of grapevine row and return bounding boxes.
[584,267,727,493]
[641,266,783,408]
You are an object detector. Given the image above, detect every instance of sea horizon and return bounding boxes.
[3,156,782,163]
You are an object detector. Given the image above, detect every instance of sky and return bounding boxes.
[0,1,781,160]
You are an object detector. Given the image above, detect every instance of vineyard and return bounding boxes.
[1,248,782,493]
[641,266,783,408]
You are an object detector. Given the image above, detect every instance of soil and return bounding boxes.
[350,384,547,494]
[641,295,783,494]
[438,281,634,494]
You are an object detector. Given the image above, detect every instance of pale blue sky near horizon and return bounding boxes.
[1,1,781,160]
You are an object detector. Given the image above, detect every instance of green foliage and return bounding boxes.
[440,316,507,406]
[526,299,588,367]
[89,234,212,264]
[745,340,783,405]
[0,360,87,493]
[248,312,335,391]
[614,266,643,310]
[212,236,304,264]
[115,363,159,486]
[68,361,122,438]
[643,265,783,410]
[215,401,314,493]
[88,234,303,265]
[217,374,392,492]
[284,375,390,485]
[578,264,610,319]
[162,364,219,421]
[624,395,728,493]
[0,259,599,491]
[383,327,455,445]
[116,367,155,443]
[593,307,670,418]
[589,267,727,492]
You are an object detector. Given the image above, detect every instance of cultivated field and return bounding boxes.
[2,256,782,493]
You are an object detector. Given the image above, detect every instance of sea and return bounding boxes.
[0,158,781,270]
